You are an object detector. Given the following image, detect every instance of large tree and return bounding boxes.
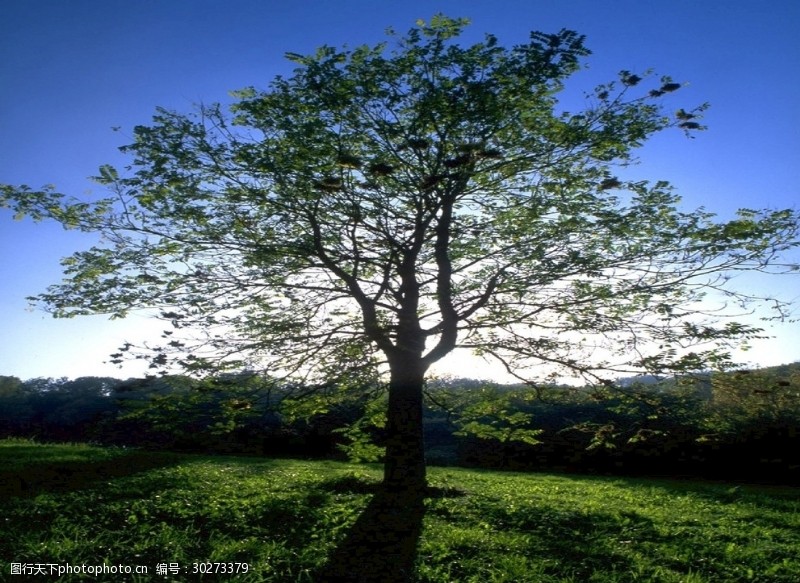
[2,16,797,491]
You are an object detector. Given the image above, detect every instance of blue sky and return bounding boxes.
[1,0,798,381]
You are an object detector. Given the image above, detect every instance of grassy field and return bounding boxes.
[1,439,798,582]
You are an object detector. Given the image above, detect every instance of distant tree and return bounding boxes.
[0,375,25,404]
[2,16,798,492]
[0,375,32,435]
[111,373,275,449]
[23,377,120,440]
[707,366,800,433]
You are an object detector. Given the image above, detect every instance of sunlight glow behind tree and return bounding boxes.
[2,16,798,491]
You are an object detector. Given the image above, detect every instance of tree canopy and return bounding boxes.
[2,15,798,490]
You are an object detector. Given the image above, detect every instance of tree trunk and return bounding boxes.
[383,357,427,493]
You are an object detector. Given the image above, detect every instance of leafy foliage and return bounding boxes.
[2,16,798,489]
[2,16,796,386]
[446,386,544,446]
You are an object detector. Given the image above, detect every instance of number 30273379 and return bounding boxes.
[192,563,250,574]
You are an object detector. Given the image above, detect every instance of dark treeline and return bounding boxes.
[1,364,798,483]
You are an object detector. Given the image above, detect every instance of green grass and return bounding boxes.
[1,438,798,582]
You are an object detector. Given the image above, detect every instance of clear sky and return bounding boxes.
[1,0,798,381]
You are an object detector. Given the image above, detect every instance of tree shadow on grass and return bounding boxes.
[0,450,182,498]
[315,480,463,583]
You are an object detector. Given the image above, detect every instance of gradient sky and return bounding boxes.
[1,0,798,381]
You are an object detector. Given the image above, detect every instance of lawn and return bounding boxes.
[1,439,798,582]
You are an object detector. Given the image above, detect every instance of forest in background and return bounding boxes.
[1,363,798,483]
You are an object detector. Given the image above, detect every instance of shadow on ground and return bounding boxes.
[0,449,182,497]
[316,488,424,583]
[315,483,462,583]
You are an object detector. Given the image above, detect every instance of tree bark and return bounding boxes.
[383,355,427,493]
